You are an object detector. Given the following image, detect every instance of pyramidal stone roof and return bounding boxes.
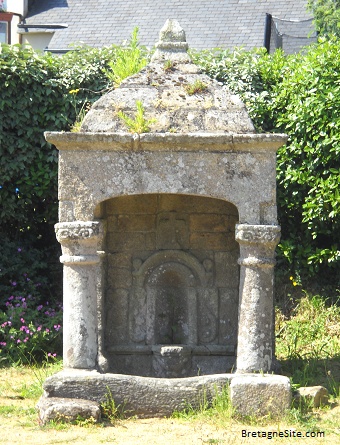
[81,20,255,135]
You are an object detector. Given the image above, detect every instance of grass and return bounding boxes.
[275,293,340,394]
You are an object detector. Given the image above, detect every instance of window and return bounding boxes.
[0,21,7,43]
[0,11,12,44]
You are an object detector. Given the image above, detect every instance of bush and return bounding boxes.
[0,38,148,361]
[1,35,339,309]
[0,291,62,365]
[192,41,340,285]
[307,0,340,37]
[0,43,118,306]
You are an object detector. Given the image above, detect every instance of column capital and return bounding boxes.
[55,221,105,261]
[55,221,103,245]
[236,224,280,269]
[235,224,280,246]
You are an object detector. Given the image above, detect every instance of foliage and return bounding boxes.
[273,38,340,281]
[0,43,117,305]
[192,40,340,284]
[307,0,340,37]
[105,27,148,87]
[68,89,91,132]
[0,234,54,303]
[275,292,340,398]
[0,43,113,238]
[117,100,156,133]
[0,288,62,365]
[276,294,340,363]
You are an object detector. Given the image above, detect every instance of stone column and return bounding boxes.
[55,221,104,369]
[235,224,280,373]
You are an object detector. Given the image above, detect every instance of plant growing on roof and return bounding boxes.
[68,89,91,132]
[117,100,156,133]
[185,79,208,95]
[163,59,175,72]
[106,27,148,87]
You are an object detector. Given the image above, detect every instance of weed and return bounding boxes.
[173,384,233,424]
[106,27,148,87]
[0,357,62,402]
[117,100,156,133]
[70,102,91,132]
[100,387,125,424]
[185,79,208,95]
[73,415,98,428]
[163,59,175,72]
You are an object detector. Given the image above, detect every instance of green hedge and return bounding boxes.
[1,38,339,301]
[192,39,340,284]
[0,44,116,304]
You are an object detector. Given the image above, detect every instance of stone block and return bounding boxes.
[294,386,329,408]
[214,251,239,287]
[117,214,156,232]
[218,288,239,345]
[107,268,132,288]
[156,211,189,249]
[106,195,158,215]
[107,252,132,269]
[58,200,74,222]
[197,288,219,344]
[159,194,237,215]
[107,232,147,252]
[144,232,156,250]
[230,375,292,417]
[189,213,232,232]
[106,215,118,232]
[105,288,129,344]
[37,396,101,425]
[191,355,236,375]
[190,232,234,250]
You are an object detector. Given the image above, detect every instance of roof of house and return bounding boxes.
[23,0,315,52]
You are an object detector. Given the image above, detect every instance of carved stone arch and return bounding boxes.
[132,250,212,288]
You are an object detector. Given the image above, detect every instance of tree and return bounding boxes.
[308,0,340,36]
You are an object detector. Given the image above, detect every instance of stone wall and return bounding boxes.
[102,194,239,376]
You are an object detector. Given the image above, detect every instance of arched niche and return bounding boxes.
[99,193,240,376]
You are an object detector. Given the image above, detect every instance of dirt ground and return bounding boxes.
[0,367,339,445]
[1,395,339,445]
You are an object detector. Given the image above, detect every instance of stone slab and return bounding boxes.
[43,370,233,417]
[37,397,101,425]
[41,371,292,419]
[230,374,292,417]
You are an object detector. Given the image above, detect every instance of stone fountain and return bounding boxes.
[38,20,291,422]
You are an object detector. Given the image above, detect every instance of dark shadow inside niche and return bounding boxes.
[97,193,240,376]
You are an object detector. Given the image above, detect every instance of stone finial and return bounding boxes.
[151,19,191,63]
[159,19,186,42]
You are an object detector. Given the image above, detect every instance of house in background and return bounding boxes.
[0,0,28,44]
[2,0,316,53]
